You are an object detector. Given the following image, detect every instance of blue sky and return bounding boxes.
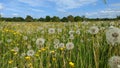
[0,0,120,18]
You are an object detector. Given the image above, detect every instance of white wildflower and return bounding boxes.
[53,39,60,45]
[13,47,19,52]
[27,50,35,56]
[7,39,12,43]
[69,30,74,35]
[36,38,45,48]
[23,36,28,40]
[48,28,55,34]
[88,26,99,34]
[76,29,80,34]
[108,56,120,68]
[54,44,59,49]
[106,27,120,45]
[59,43,65,48]
[66,42,74,50]
[69,34,74,40]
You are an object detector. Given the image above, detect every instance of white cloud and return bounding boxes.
[18,0,49,7]
[85,8,120,18]
[110,3,120,7]
[0,3,4,10]
[18,0,97,12]
[49,0,97,11]
[18,0,40,6]
[29,8,44,12]
[12,13,19,16]
[5,8,22,13]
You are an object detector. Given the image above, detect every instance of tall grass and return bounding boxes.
[0,21,120,68]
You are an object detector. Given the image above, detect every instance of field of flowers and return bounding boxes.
[0,21,120,68]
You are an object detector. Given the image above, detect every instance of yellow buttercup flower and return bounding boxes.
[69,61,75,67]
[8,60,13,64]
[52,58,56,61]
[41,48,46,51]
[25,56,31,60]
[50,50,55,54]
[14,52,17,55]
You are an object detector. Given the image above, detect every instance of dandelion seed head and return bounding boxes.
[108,56,120,68]
[27,50,35,57]
[88,26,99,34]
[66,42,74,50]
[106,27,120,45]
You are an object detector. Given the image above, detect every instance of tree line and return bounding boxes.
[0,15,120,22]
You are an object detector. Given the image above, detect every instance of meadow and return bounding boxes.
[0,21,120,68]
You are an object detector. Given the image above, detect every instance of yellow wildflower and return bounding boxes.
[69,61,75,67]
[8,60,13,64]
[25,56,31,60]
[38,50,41,53]
[52,58,56,61]
[13,52,17,55]
[50,50,55,54]
[41,48,46,51]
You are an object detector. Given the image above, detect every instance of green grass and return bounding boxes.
[0,21,120,68]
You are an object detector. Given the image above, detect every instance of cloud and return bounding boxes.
[110,3,120,7]
[85,8,120,18]
[0,3,4,10]
[18,0,50,7]
[49,0,97,11]
[5,8,22,13]
[12,13,19,16]
[29,8,44,12]
[17,0,97,12]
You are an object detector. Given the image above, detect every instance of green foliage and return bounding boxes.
[13,17,24,22]
[61,17,68,22]
[0,21,120,68]
[67,15,74,22]
[25,15,33,22]
[74,16,83,22]
[51,16,60,22]
[45,16,51,22]
[38,17,45,22]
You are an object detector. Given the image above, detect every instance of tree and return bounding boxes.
[25,15,33,22]
[61,17,68,22]
[67,15,74,22]
[13,17,24,22]
[38,17,45,22]
[52,16,60,22]
[117,16,120,20]
[45,16,51,22]
[74,16,82,22]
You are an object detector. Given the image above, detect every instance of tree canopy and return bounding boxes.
[0,15,119,22]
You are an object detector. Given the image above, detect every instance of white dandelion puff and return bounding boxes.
[54,44,59,49]
[57,28,62,33]
[23,36,28,40]
[108,56,120,68]
[76,29,80,34]
[7,39,12,43]
[27,50,35,56]
[69,30,74,35]
[48,28,55,34]
[53,39,60,45]
[69,34,74,40]
[88,26,99,34]
[21,53,26,57]
[36,38,45,48]
[118,65,120,68]
[13,47,19,52]
[59,43,65,48]
[66,42,74,50]
[106,27,120,45]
